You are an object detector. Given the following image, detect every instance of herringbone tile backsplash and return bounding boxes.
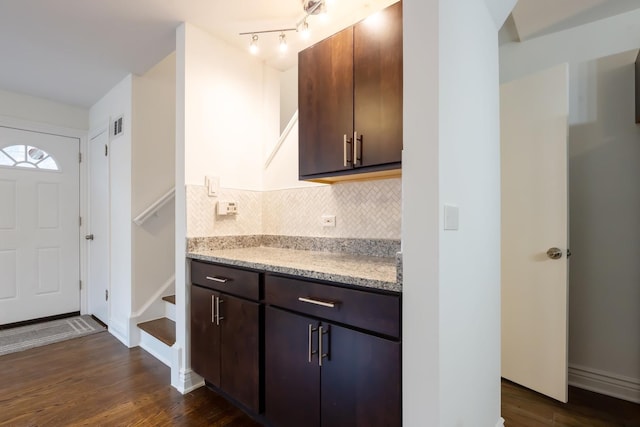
[186,178,401,239]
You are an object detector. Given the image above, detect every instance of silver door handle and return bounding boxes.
[546,247,563,260]
[354,131,361,166]
[318,325,329,367]
[298,297,337,308]
[215,297,224,325]
[211,295,216,323]
[85,234,94,240]
[308,324,318,363]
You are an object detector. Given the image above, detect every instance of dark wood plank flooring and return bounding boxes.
[2,330,638,426]
[502,379,640,427]
[0,331,259,427]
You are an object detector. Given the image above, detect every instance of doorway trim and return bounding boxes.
[0,114,88,316]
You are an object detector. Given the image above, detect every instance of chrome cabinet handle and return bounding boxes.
[211,295,216,323]
[354,132,362,166]
[343,134,348,167]
[206,276,229,283]
[298,297,337,308]
[318,325,329,367]
[343,134,354,167]
[308,324,318,363]
[215,297,224,325]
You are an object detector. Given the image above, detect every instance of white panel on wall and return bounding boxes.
[0,180,16,229]
[37,247,60,294]
[37,182,59,229]
[0,250,17,299]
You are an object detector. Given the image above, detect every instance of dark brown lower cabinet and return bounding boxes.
[265,306,401,427]
[190,284,260,412]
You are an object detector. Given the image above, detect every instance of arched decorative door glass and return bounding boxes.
[0,144,60,171]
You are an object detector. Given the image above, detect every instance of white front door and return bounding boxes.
[0,126,80,325]
[88,130,109,325]
[501,63,570,403]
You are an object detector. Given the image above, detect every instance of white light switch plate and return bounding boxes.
[205,175,220,197]
[444,205,459,231]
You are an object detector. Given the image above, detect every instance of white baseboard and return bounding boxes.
[179,369,205,394]
[108,318,131,348]
[139,329,172,367]
[170,346,205,394]
[569,364,640,404]
[495,417,505,427]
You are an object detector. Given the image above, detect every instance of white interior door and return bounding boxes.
[88,130,109,325]
[0,126,80,325]
[501,63,570,403]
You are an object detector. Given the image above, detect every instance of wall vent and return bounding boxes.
[112,115,124,138]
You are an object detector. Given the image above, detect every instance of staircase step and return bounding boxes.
[137,317,175,346]
[162,295,176,305]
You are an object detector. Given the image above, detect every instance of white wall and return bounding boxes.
[0,88,88,130]
[279,66,298,134]
[568,50,640,399]
[263,120,322,190]
[500,8,640,84]
[182,23,277,191]
[404,0,502,425]
[89,75,133,345]
[131,52,176,312]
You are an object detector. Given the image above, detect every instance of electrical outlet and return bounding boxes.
[321,215,336,227]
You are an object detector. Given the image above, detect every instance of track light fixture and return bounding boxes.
[278,33,288,52]
[249,34,259,55]
[299,19,310,39]
[239,0,326,55]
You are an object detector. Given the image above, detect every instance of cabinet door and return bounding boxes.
[299,26,354,177]
[265,306,320,427]
[220,294,261,412]
[190,285,221,386]
[321,323,401,427]
[353,1,403,168]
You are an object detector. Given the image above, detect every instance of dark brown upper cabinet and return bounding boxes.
[298,1,403,182]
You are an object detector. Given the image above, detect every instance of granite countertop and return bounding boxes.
[187,246,401,293]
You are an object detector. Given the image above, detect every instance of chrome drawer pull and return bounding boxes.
[298,297,337,308]
[206,276,229,283]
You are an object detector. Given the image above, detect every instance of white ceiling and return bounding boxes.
[0,0,636,108]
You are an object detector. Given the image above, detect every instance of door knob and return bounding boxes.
[85,234,94,240]
[546,247,562,260]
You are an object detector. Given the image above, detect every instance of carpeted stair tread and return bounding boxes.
[138,317,175,346]
[161,295,176,305]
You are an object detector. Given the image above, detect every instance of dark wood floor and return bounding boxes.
[502,379,640,427]
[0,331,260,427]
[2,331,638,426]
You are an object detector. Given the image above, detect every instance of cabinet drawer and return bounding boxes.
[265,274,400,338]
[191,260,260,301]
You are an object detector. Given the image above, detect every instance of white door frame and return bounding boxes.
[0,114,88,316]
